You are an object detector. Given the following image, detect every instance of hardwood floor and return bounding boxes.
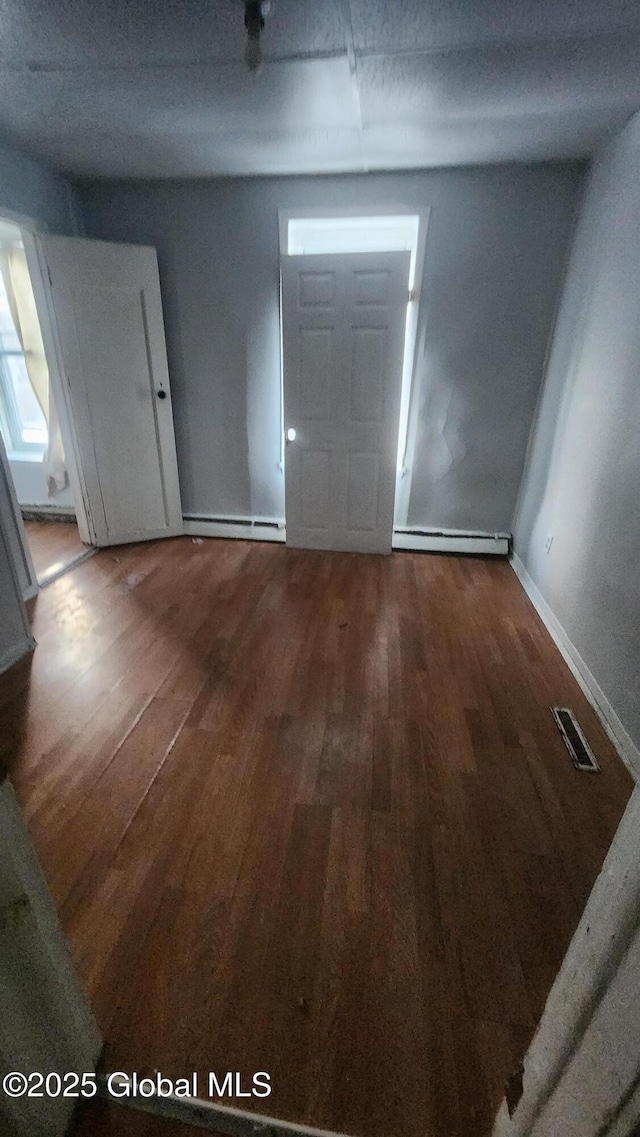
[1,537,633,1137]
[24,518,87,582]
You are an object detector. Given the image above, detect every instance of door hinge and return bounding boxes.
[408,288,416,302]
[47,265,53,287]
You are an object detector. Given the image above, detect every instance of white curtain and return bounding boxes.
[0,247,67,496]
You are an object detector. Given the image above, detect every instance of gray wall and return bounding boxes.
[0,135,79,235]
[514,112,640,758]
[76,163,583,529]
[0,136,78,674]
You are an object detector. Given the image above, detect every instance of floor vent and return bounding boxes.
[551,707,600,772]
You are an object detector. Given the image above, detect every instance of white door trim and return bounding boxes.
[282,250,410,553]
[0,490,34,675]
[278,206,430,527]
[0,432,38,599]
[493,786,640,1137]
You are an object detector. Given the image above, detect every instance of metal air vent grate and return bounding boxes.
[551,707,600,772]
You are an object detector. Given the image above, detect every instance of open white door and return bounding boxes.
[35,236,182,547]
[282,251,409,553]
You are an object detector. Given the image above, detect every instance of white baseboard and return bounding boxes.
[0,635,35,678]
[183,515,286,543]
[393,527,510,555]
[511,552,640,780]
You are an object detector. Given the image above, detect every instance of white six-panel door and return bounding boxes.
[282,251,410,553]
[35,236,182,547]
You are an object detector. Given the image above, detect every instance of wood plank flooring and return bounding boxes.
[1,537,633,1137]
[24,518,87,582]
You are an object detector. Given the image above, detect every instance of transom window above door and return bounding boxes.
[283,214,421,291]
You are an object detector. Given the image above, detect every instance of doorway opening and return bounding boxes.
[0,216,89,590]
[279,209,428,534]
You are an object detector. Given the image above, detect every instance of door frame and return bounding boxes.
[0,206,94,548]
[278,206,430,529]
[493,783,640,1137]
[280,248,412,553]
[0,431,38,600]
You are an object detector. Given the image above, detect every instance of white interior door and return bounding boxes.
[282,251,410,553]
[35,236,182,547]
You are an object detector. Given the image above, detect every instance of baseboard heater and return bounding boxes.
[393,526,510,556]
[184,517,509,554]
[183,514,286,543]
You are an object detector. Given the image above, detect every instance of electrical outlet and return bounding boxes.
[544,532,554,554]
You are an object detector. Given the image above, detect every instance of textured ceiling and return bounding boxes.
[0,0,639,177]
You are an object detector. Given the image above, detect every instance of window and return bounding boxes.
[286,214,421,289]
[0,267,48,456]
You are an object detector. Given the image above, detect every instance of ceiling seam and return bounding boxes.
[4,23,639,75]
[354,25,640,60]
[336,0,366,171]
[0,49,349,74]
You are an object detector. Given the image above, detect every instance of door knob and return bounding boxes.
[157,389,167,400]
[286,427,296,442]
